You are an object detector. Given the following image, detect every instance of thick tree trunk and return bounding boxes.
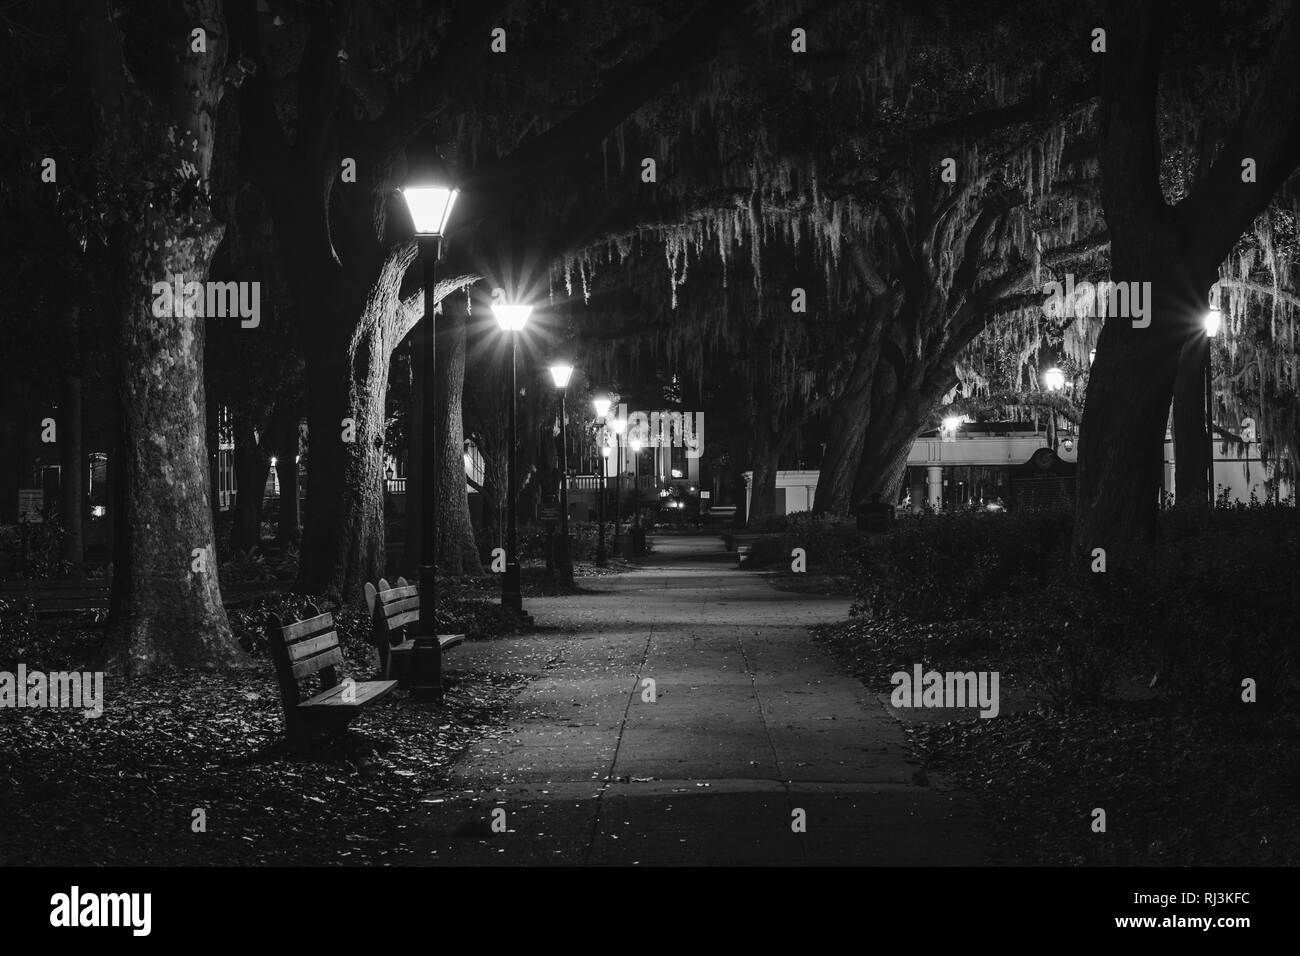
[85,0,242,674]
[746,443,781,524]
[268,402,301,545]
[297,327,389,602]
[275,455,300,545]
[814,353,874,515]
[853,407,926,507]
[59,373,85,565]
[107,220,242,673]
[1171,333,1210,507]
[434,294,483,576]
[1075,263,1202,566]
[230,413,268,553]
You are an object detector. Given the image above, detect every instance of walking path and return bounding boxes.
[410,535,988,865]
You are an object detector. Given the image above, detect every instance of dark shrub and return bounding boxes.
[741,512,862,575]
[854,510,1073,622]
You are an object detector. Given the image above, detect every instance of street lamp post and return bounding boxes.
[493,301,533,614]
[399,169,458,700]
[1205,308,1222,505]
[593,396,611,567]
[549,364,574,585]
[598,443,612,565]
[610,416,626,556]
[629,436,644,527]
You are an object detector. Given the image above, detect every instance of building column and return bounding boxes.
[926,466,943,511]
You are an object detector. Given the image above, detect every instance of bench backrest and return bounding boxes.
[363,577,419,645]
[266,605,343,708]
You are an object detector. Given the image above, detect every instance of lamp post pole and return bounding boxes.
[592,396,611,568]
[399,170,457,701]
[597,442,609,566]
[1205,309,1221,506]
[614,431,623,556]
[492,301,532,615]
[504,328,522,612]
[417,234,440,657]
[630,440,642,524]
[556,380,572,585]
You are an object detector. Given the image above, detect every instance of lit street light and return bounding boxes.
[549,363,575,586]
[493,298,533,615]
[399,157,458,701]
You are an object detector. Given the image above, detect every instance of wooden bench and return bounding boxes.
[0,578,112,628]
[266,605,397,753]
[363,577,467,691]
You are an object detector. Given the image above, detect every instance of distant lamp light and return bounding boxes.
[493,303,533,331]
[942,415,963,434]
[1204,308,1222,338]
[1043,367,1066,392]
[610,417,627,436]
[593,397,611,419]
[671,468,684,479]
[601,445,612,459]
[400,186,458,237]
[629,437,644,453]
[269,456,278,467]
[548,364,574,388]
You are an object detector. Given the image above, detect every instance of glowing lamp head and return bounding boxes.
[593,397,612,418]
[1043,367,1066,392]
[549,364,574,388]
[493,303,533,331]
[600,444,612,459]
[942,415,963,434]
[400,186,458,237]
[610,417,627,435]
[1204,308,1222,339]
[629,437,643,453]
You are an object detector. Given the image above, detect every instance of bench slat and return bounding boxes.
[379,585,418,604]
[288,632,339,662]
[280,612,335,644]
[299,679,396,711]
[388,633,468,654]
[381,594,420,618]
[386,608,419,632]
[290,645,343,680]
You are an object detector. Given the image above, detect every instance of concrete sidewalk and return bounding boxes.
[408,535,988,865]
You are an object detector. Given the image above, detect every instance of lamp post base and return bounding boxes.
[502,561,524,614]
[556,533,573,585]
[406,638,445,702]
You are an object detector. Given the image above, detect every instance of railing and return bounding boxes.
[386,475,661,495]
